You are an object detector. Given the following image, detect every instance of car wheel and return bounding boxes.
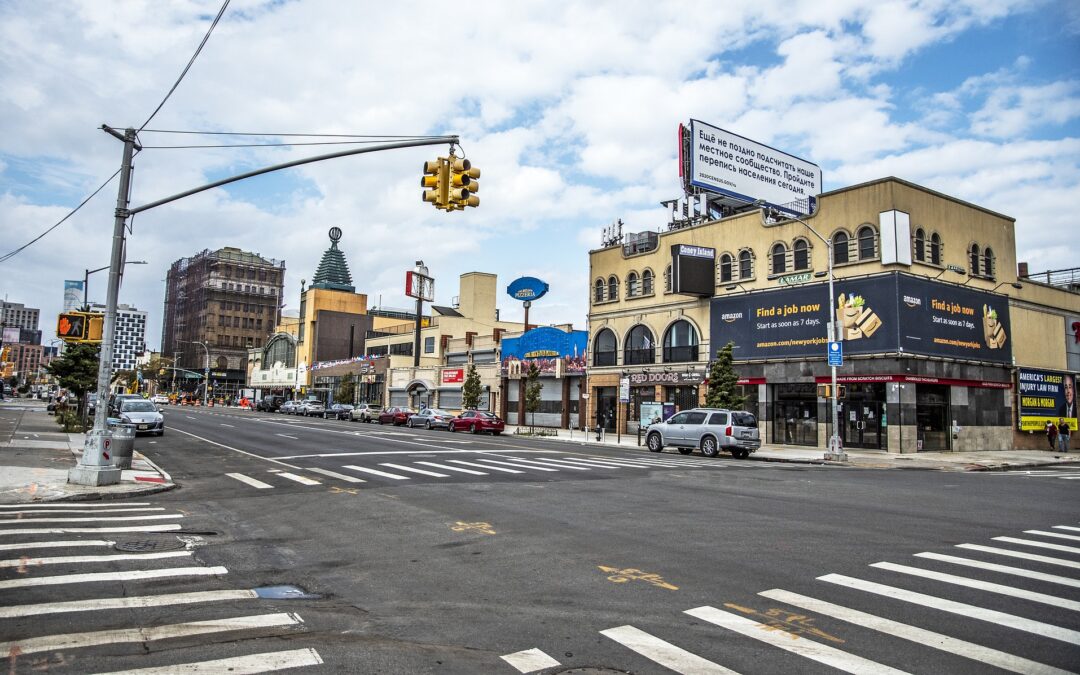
[646,433,663,452]
[470,424,479,434]
[492,431,501,436]
[156,430,164,436]
[701,436,719,458]
[406,418,413,428]
[449,423,456,433]
[678,447,694,455]
[425,420,431,430]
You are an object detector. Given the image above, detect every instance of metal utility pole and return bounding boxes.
[412,261,427,368]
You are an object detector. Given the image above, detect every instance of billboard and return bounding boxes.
[500,326,587,376]
[64,280,84,312]
[687,119,821,215]
[671,244,716,297]
[1017,368,1077,432]
[1067,313,1080,372]
[710,273,1013,364]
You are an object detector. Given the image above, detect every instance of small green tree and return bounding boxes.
[461,364,482,410]
[335,373,356,404]
[524,362,542,431]
[46,342,100,430]
[705,341,746,410]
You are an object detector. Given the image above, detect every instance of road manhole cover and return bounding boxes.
[114,539,186,552]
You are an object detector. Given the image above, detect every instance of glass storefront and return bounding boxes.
[664,385,698,413]
[916,384,950,451]
[594,386,617,430]
[771,383,817,446]
[834,383,886,450]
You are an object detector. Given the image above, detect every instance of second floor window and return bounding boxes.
[719,253,733,283]
[771,243,787,274]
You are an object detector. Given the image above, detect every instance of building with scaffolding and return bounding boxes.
[161,247,285,399]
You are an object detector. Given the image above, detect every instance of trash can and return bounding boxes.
[105,419,136,469]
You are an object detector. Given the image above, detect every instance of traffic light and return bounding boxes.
[421,158,449,210]
[57,313,88,341]
[817,384,848,398]
[447,156,480,210]
[87,314,104,342]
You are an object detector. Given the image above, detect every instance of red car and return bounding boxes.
[448,410,505,435]
[378,406,416,426]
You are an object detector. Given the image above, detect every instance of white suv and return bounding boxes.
[645,408,760,458]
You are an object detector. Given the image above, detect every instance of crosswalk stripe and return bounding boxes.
[0,566,229,591]
[0,514,181,524]
[870,561,1080,611]
[541,457,629,469]
[600,625,738,674]
[500,647,562,673]
[307,467,365,483]
[0,589,257,619]
[0,507,166,515]
[414,461,487,475]
[446,459,522,474]
[379,463,450,478]
[474,458,559,472]
[504,457,591,471]
[226,473,274,489]
[342,465,410,480]
[560,457,650,468]
[591,456,695,466]
[685,606,908,674]
[0,502,151,509]
[0,540,115,552]
[956,543,1080,569]
[993,536,1080,555]
[1025,529,1080,542]
[94,647,324,674]
[277,472,321,486]
[0,524,182,536]
[0,612,303,658]
[0,550,191,569]
[914,552,1080,589]
[819,573,1080,645]
[760,588,1071,675]
[1054,525,1080,532]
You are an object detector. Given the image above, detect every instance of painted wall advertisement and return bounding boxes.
[710,272,1012,365]
[500,326,588,376]
[1017,368,1077,432]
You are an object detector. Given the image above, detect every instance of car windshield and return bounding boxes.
[122,401,156,413]
[476,412,498,419]
[731,411,757,426]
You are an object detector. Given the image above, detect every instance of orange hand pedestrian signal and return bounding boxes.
[57,313,88,341]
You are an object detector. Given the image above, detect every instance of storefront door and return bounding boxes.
[916,384,950,451]
[595,387,617,431]
[772,383,818,446]
[839,400,883,449]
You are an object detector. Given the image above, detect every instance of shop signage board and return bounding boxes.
[710,272,1013,365]
[827,341,843,366]
[671,244,716,296]
[619,377,630,403]
[506,276,550,302]
[627,371,705,385]
[686,119,821,216]
[1017,368,1078,431]
[441,368,464,384]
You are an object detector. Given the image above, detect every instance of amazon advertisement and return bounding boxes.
[1017,368,1078,432]
[710,272,1013,364]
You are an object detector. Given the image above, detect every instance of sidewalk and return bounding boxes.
[0,399,174,504]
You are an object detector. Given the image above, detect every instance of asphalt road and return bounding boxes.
[3,405,1078,674]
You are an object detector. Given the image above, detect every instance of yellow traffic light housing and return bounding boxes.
[57,313,88,341]
[447,155,480,210]
[421,158,449,210]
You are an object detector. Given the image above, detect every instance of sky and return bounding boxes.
[1,0,1078,352]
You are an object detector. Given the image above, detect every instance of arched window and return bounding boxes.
[625,325,656,365]
[664,264,672,292]
[930,233,942,265]
[771,243,787,274]
[607,275,619,301]
[969,243,981,276]
[593,329,617,367]
[262,334,296,369]
[642,269,654,295]
[833,231,849,265]
[719,253,733,283]
[858,226,876,260]
[913,228,926,262]
[594,278,605,303]
[983,247,995,278]
[627,271,640,297]
[216,356,229,370]
[663,320,699,363]
[793,239,810,271]
[738,250,753,279]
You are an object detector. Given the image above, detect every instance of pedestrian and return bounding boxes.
[1046,420,1058,450]
[1058,418,1071,453]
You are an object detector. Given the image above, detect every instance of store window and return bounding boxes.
[663,320,698,363]
[593,328,617,367]
[624,325,655,365]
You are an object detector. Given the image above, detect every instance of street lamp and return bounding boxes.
[766,207,847,462]
[85,260,147,309]
[182,340,210,406]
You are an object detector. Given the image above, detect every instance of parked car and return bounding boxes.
[644,408,760,458]
[407,408,455,430]
[298,400,326,417]
[324,403,353,420]
[448,410,505,435]
[279,400,299,414]
[117,398,165,436]
[256,395,285,412]
[349,403,381,423]
[378,406,416,426]
[151,394,170,405]
[109,393,143,415]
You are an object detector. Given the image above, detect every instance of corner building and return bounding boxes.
[587,177,1080,453]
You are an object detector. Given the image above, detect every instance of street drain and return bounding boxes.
[114,539,186,552]
[254,584,321,600]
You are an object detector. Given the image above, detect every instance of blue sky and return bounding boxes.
[1,0,1078,350]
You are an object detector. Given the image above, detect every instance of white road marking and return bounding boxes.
[0,589,257,619]
[914,552,1080,588]
[227,473,274,489]
[871,561,1080,611]
[220,423,235,427]
[0,502,151,509]
[555,457,646,468]
[1054,525,1080,532]
[0,524,182,536]
[0,565,229,590]
[96,647,324,674]
[0,612,302,657]
[0,514,181,524]
[446,459,523,474]
[993,536,1080,555]
[342,465,410,480]
[379,463,450,477]
[500,647,562,673]
[685,606,909,674]
[475,458,559,472]
[276,433,299,440]
[307,467,365,483]
[169,426,304,470]
[276,472,321,486]
[414,461,486,475]
[0,507,164,515]
[0,550,191,569]
[506,457,591,471]
[760,588,1070,675]
[819,573,1080,645]
[600,624,739,674]
[1025,529,1080,542]
[0,539,115,552]
[956,543,1080,569]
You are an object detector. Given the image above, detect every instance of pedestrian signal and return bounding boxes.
[57,313,88,341]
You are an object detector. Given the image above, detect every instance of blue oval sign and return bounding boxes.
[507,276,549,302]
